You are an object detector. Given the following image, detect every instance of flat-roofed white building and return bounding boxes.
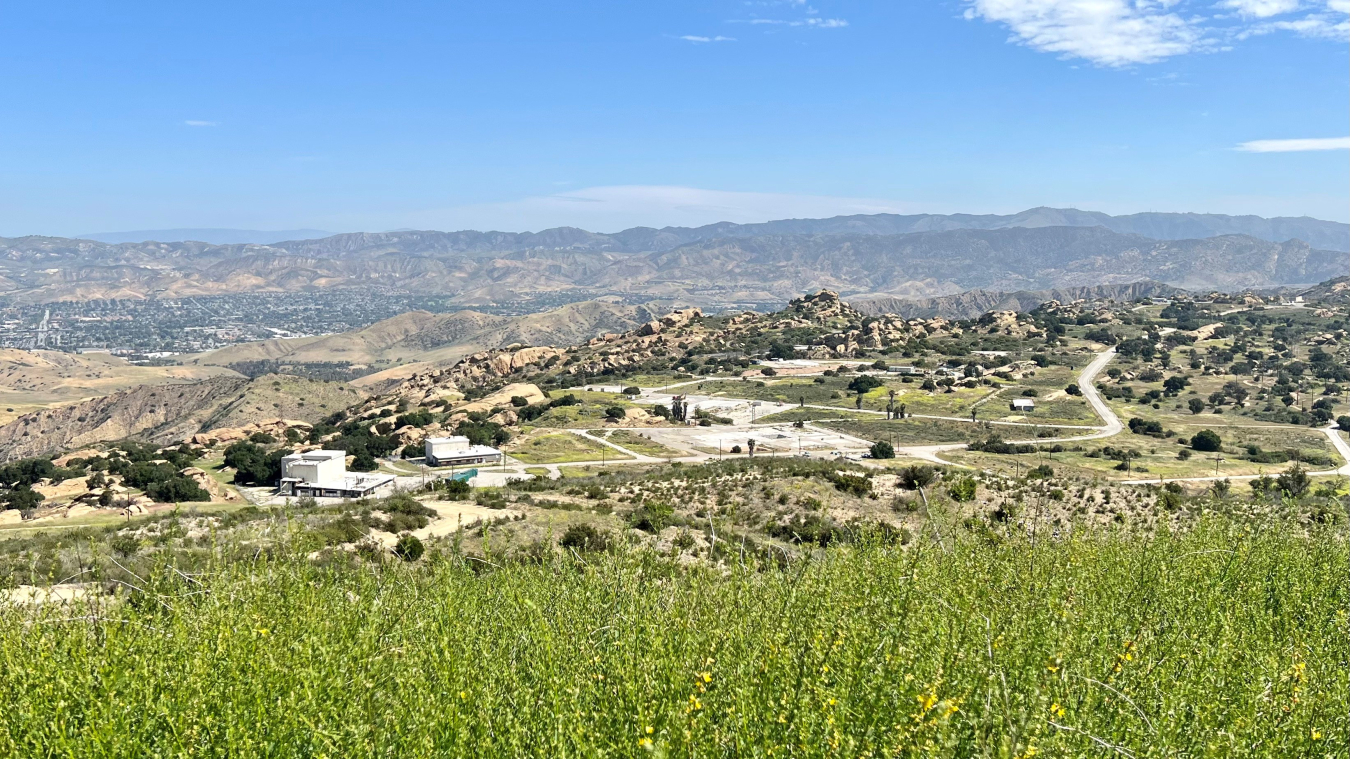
[278,450,395,499]
[1010,398,1036,412]
[425,436,503,467]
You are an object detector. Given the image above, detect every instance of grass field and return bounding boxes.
[949,431,1343,482]
[757,407,873,424]
[530,390,651,428]
[819,417,985,445]
[0,519,1343,755]
[602,430,685,458]
[507,431,631,464]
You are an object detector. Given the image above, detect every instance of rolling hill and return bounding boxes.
[0,374,366,461]
[0,349,237,425]
[182,300,663,381]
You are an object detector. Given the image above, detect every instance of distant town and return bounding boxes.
[0,289,736,357]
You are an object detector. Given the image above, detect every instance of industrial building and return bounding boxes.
[277,450,395,499]
[424,436,503,467]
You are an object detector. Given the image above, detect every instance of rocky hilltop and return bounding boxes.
[377,291,989,404]
[851,281,1179,319]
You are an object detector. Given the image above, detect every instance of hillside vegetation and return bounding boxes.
[0,517,1342,756]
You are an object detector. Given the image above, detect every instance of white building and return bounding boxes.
[1010,398,1036,412]
[425,436,503,467]
[278,450,395,499]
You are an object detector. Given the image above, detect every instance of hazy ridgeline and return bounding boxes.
[0,519,1344,756]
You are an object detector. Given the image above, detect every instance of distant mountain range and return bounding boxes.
[75,228,331,245]
[0,208,1343,305]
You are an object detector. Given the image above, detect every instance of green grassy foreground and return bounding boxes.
[0,519,1345,757]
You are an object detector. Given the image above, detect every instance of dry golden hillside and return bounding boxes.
[0,348,237,424]
[183,300,662,371]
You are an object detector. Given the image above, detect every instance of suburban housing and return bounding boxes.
[277,450,395,499]
[424,436,503,467]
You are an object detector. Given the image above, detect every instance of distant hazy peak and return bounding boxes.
[62,208,1348,252]
[75,228,333,245]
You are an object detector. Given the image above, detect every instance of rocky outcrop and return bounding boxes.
[460,383,547,414]
[188,418,311,447]
[977,311,1042,339]
[180,467,240,501]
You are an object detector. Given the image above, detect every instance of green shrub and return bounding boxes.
[947,477,977,502]
[898,465,935,490]
[626,501,674,533]
[1191,429,1222,452]
[312,516,366,546]
[146,476,211,503]
[559,525,609,553]
[109,534,139,557]
[394,534,424,562]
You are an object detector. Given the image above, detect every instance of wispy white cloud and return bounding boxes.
[1236,136,1350,152]
[678,34,736,42]
[743,17,848,27]
[184,120,218,127]
[1221,0,1301,17]
[965,0,1348,66]
[964,1,1205,66]
[1240,4,1350,39]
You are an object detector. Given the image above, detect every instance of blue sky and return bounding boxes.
[1,0,1346,236]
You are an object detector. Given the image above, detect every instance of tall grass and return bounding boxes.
[0,519,1345,756]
